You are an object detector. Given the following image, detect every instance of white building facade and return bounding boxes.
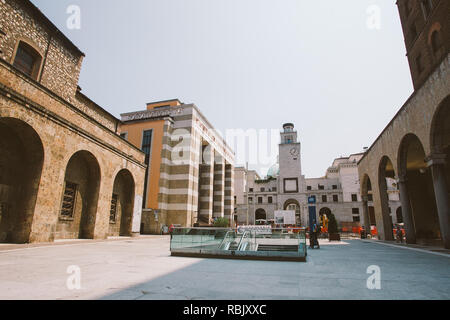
[234,124,402,230]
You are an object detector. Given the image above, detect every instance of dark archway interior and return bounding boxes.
[284,199,301,225]
[109,169,135,237]
[401,135,440,244]
[396,207,403,224]
[362,176,376,226]
[255,209,266,221]
[56,151,100,240]
[378,157,396,240]
[0,118,44,243]
[319,207,331,216]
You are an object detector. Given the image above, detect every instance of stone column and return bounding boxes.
[198,146,214,224]
[427,154,450,249]
[397,174,416,244]
[362,196,371,232]
[224,163,234,225]
[213,155,225,219]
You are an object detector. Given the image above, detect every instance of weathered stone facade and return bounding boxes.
[358,1,450,248]
[234,124,383,230]
[0,0,146,243]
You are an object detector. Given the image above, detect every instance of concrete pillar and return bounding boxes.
[224,163,234,225]
[362,196,371,232]
[198,146,214,224]
[213,154,225,219]
[427,154,450,249]
[397,174,416,244]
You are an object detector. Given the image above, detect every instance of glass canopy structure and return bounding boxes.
[170,228,307,262]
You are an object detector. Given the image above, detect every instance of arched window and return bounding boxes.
[13,41,42,80]
[431,30,443,55]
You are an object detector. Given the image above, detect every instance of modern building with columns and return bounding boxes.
[120,99,235,234]
[358,0,450,248]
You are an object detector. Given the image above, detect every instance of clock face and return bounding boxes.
[290,148,298,156]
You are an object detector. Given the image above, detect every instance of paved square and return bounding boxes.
[0,237,448,300]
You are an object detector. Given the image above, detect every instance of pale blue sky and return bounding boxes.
[31,0,413,178]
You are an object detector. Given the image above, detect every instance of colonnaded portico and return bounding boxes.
[358,56,450,247]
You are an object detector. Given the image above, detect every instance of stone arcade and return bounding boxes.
[0,0,147,243]
[358,0,450,248]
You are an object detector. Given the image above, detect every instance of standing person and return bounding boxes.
[169,224,175,240]
[396,225,403,243]
[314,220,321,249]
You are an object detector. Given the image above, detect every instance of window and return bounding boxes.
[110,194,118,223]
[268,197,273,204]
[61,182,77,218]
[258,197,263,204]
[333,195,339,202]
[272,187,277,192]
[318,185,324,190]
[13,41,42,80]
[307,186,312,191]
[431,31,443,55]
[249,188,254,192]
[420,0,433,19]
[234,196,237,204]
[352,208,360,222]
[368,194,373,202]
[260,187,265,192]
[284,178,299,193]
[351,194,358,202]
[332,185,337,190]
[248,197,253,204]
[322,195,327,203]
[141,130,153,207]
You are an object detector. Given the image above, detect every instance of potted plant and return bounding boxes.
[328,213,341,241]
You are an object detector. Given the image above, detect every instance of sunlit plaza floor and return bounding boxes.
[0,236,449,300]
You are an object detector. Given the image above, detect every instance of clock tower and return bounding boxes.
[279,123,302,189]
[278,123,306,225]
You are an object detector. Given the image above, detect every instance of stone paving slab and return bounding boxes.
[0,237,448,300]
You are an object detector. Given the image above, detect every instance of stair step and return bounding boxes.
[257,245,298,252]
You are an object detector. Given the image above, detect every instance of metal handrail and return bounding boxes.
[218,230,234,249]
[237,231,250,251]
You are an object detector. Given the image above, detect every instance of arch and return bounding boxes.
[0,118,44,243]
[361,174,376,228]
[109,169,135,237]
[283,199,300,211]
[56,150,101,240]
[398,133,441,245]
[255,208,267,222]
[283,199,301,225]
[429,95,450,248]
[378,156,396,240]
[430,95,450,153]
[319,207,331,216]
